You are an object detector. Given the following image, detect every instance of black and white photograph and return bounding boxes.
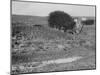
[11,0,96,74]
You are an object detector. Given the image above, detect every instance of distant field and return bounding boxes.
[12,15,48,26]
[12,15,95,26]
[11,15,96,74]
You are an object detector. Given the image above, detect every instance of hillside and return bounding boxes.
[12,15,48,25]
[11,15,96,74]
[12,15,95,26]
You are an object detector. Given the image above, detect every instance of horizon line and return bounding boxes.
[12,14,95,18]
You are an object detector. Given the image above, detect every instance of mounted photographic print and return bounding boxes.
[11,0,96,75]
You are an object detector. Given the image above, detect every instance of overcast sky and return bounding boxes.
[12,1,95,17]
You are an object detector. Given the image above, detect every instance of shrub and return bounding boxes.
[48,11,75,32]
[82,19,95,25]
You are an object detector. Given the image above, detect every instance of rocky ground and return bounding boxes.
[11,25,96,74]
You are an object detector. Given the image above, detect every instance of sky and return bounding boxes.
[12,1,95,17]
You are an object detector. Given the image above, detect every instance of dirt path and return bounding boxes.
[12,56,83,71]
[33,56,83,68]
